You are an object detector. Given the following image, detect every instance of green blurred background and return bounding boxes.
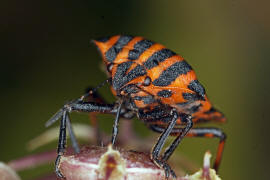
[1,0,270,179]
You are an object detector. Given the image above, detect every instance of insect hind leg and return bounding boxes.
[150,110,179,179]
[149,125,226,172]
[161,114,193,162]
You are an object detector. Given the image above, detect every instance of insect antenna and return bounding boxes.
[45,77,112,127]
[80,77,112,101]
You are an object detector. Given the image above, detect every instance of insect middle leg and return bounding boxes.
[84,86,136,145]
[84,87,105,144]
[149,125,226,172]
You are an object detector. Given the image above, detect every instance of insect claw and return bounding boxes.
[55,154,65,178]
[153,158,176,179]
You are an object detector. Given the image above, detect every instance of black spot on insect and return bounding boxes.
[157,90,172,98]
[188,80,205,98]
[153,61,192,87]
[143,76,152,86]
[134,95,156,104]
[182,93,205,101]
[121,84,140,94]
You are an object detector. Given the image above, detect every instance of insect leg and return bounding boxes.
[66,113,80,154]
[111,100,123,145]
[186,128,226,171]
[161,114,193,162]
[84,87,107,145]
[84,87,135,144]
[151,110,178,179]
[149,126,226,172]
[55,110,67,178]
[49,101,117,178]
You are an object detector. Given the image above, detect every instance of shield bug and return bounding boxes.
[46,35,226,179]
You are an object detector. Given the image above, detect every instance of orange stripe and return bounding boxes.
[93,35,120,63]
[136,43,165,64]
[114,36,143,64]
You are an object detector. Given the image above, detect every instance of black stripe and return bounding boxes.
[138,107,170,120]
[95,36,110,42]
[204,107,224,118]
[121,84,140,94]
[177,101,191,107]
[128,39,155,60]
[157,90,172,98]
[204,107,217,114]
[143,48,176,69]
[182,93,205,101]
[152,61,192,87]
[113,62,146,90]
[113,61,133,90]
[105,35,133,62]
[188,80,205,98]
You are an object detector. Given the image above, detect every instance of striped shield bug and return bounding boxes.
[46,35,226,179]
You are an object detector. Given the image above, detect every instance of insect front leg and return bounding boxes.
[66,112,80,154]
[84,87,109,145]
[47,100,118,178]
[84,87,135,145]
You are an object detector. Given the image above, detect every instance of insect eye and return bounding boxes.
[143,76,152,86]
[107,63,114,72]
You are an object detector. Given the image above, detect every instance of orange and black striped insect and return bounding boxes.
[46,35,226,179]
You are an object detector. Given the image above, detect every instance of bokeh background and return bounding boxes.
[1,0,270,179]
